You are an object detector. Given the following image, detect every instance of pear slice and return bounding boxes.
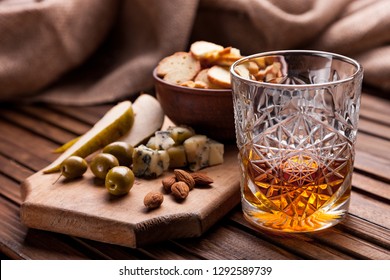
[119,93,164,146]
[44,94,165,174]
[51,94,165,153]
[52,136,81,153]
[43,101,134,174]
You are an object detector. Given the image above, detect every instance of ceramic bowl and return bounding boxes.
[153,68,236,143]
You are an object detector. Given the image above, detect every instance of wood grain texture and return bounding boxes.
[18,105,91,135]
[20,146,241,248]
[1,91,389,260]
[0,109,77,145]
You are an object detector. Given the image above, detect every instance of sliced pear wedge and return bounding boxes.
[52,136,81,153]
[119,93,164,145]
[44,94,165,174]
[43,101,134,174]
[51,94,165,152]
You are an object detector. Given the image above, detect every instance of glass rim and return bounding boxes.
[230,49,363,89]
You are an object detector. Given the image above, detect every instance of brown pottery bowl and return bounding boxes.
[153,68,236,143]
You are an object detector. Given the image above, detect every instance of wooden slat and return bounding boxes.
[352,172,390,201]
[65,237,166,260]
[0,153,34,205]
[311,229,390,259]
[77,104,114,118]
[0,109,76,145]
[137,241,203,260]
[349,191,390,229]
[0,138,50,172]
[354,151,390,183]
[358,118,390,139]
[361,94,390,115]
[65,226,219,260]
[17,106,91,136]
[172,222,299,260]
[0,119,59,157]
[48,104,111,126]
[338,215,390,250]
[229,211,354,259]
[360,100,390,126]
[232,210,390,260]
[0,197,98,260]
[0,153,34,183]
[0,175,23,205]
[0,120,59,170]
[356,133,390,161]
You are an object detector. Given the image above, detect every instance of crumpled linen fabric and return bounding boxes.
[0,0,388,105]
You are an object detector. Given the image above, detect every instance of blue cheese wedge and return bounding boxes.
[183,135,224,171]
[167,126,195,145]
[146,131,175,150]
[183,135,210,171]
[132,145,169,178]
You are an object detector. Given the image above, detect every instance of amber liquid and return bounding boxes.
[241,147,352,232]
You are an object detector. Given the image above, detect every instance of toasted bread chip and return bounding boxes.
[207,65,231,89]
[157,52,201,84]
[254,62,283,83]
[218,47,241,57]
[218,47,233,56]
[234,62,259,79]
[229,47,241,57]
[254,69,266,81]
[215,54,242,66]
[193,81,208,88]
[252,57,266,69]
[190,41,224,60]
[199,46,242,67]
[157,41,244,88]
[180,80,196,87]
[180,80,208,89]
[264,55,279,66]
[247,61,259,74]
[234,64,250,79]
[195,68,224,89]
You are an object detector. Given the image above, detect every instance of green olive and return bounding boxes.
[102,141,134,166]
[60,156,88,179]
[105,166,135,196]
[90,153,119,179]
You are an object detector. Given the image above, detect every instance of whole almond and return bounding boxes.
[171,181,189,200]
[174,169,195,190]
[162,175,176,193]
[144,192,164,209]
[191,173,214,185]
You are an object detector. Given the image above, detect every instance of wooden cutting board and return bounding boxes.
[20,145,241,248]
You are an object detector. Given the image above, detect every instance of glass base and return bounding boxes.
[242,197,350,233]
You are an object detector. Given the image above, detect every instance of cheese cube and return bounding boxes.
[167,145,187,168]
[208,140,224,166]
[146,131,175,150]
[184,135,210,171]
[132,145,169,178]
[167,126,195,145]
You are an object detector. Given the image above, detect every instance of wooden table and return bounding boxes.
[1,90,389,260]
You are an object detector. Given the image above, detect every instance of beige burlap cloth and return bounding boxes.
[0,0,389,105]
